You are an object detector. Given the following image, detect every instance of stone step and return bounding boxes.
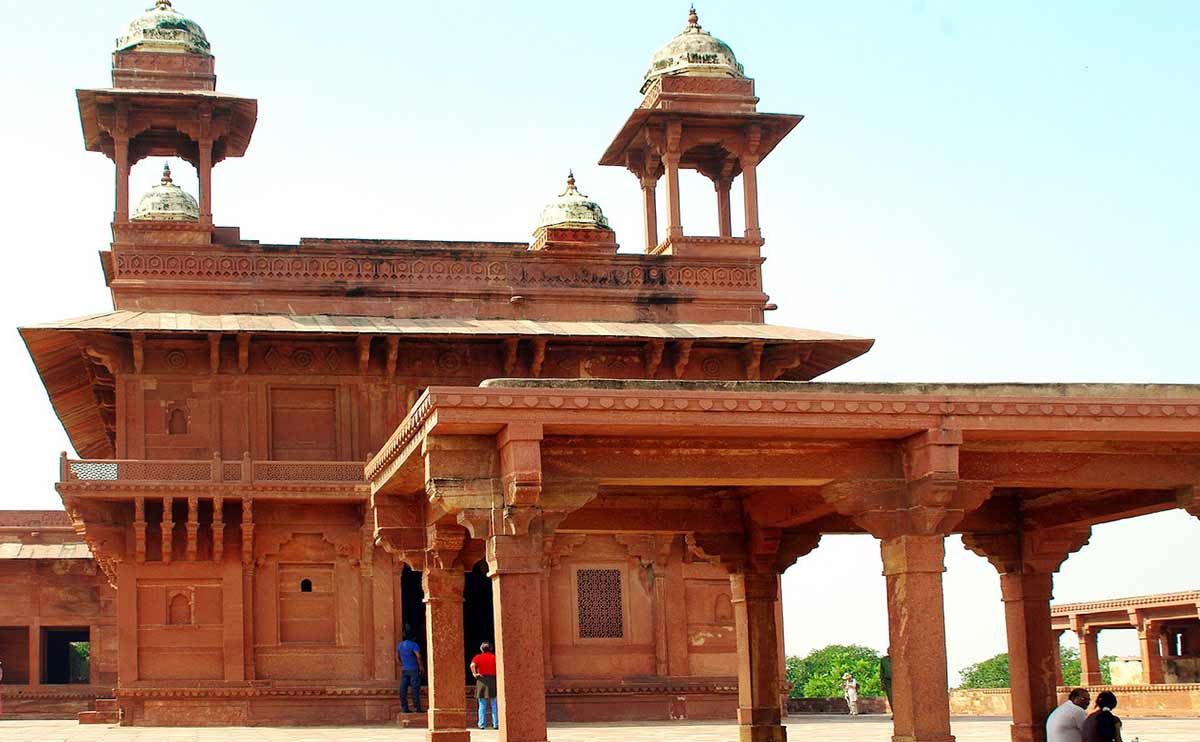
[78,710,120,725]
[396,712,428,728]
[93,698,120,713]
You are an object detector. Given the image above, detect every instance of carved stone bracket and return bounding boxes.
[688,527,819,575]
[821,428,994,539]
[614,533,674,570]
[962,526,1092,577]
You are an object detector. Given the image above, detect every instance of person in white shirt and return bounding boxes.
[1046,688,1091,742]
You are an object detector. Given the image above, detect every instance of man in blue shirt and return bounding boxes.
[396,631,425,714]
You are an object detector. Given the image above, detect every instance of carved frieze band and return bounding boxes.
[366,390,1200,483]
[113,252,762,292]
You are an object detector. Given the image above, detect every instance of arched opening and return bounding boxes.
[300,578,313,593]
[167,407,188,435]
[714,592,734,622]
[168,593,192,626]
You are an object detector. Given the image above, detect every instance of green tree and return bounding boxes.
[960,647,1119,689]
[958,652,1010,689]
[785,644,883,698]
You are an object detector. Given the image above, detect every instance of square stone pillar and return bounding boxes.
[1052,630,1065,687]
[1000,572,1058,742]
[489,524,549,742]
[730,571,786,742]
[1078,626,1102,686]
[1137,616,1165,685]
[963,527,1088,742]
[424,563,469,742]
[881,535,955,742]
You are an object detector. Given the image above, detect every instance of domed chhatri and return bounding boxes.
[535,172,612,233]
[642,7,745,92]
[132,163,199,222]
[116,0,210,55]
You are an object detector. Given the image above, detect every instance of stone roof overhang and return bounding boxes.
[19,314,873,461]
[599,108,802,173]
[1050,591,1200,631]
[0,542,93,560]
[1052,591,1200,616]
[368,380,1200,537]
[76,87,258,164]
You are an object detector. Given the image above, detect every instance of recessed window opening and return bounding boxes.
[300,578,313,593]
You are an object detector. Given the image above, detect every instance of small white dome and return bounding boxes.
[132,163,199,222]
[116,0,211,55]
[535,173,611,233]
[642,7,744,93]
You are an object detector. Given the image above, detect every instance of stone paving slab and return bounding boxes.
[1,717,1198,742]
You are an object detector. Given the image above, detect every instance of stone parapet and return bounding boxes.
[949,685,1200,718]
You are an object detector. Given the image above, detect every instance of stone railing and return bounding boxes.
[60,453,365,486]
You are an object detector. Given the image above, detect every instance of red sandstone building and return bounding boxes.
[9,3,1200,742]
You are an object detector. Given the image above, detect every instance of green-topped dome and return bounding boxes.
[132,163,199,222]
[116,0,210,55]
[642,7,744,93]
[535,173,611,233]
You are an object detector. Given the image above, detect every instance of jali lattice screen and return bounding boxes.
[576,568,623,639]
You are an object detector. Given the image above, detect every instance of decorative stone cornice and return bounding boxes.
[1052,590,1200,616]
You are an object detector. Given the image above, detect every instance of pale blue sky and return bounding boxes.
[0,1,1196,679]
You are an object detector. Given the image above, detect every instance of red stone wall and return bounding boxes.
[949,686,1200,718]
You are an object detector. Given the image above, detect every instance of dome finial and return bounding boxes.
[155,0,173,9]
[567,170,576,188]
[161,162,173,185]
[687,5,700,30]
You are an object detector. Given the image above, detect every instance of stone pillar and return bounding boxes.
[28,621,41,686]
[881,535,955,742]
[962,527,1088,742]
[1000,572,1058,742]
[1137,616,1165,685]
[640,176,659,252]
[185,495,199,561]
[199,136,213,226]
[424,536,469,742]
[716,177,733,237]
[1078,625,1102,686]
[663,153,684,241]
[161,496,174,564]
[741,156,761,241]
[731,571,786,742]
[489,518,549,742]
[114,135,130,223]
[1052,630,1065,687]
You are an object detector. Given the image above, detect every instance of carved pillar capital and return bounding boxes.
[821,430,993,539]
[962,526,1091,577]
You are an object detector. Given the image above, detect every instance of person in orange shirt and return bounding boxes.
[470,642,498,730]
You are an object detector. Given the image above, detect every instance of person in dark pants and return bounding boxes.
[880,652,893,717]
[470,642,498,730]
[396,631,425,713]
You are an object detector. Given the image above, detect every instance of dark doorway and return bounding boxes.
[463,560,495,683]
[42,628,90,684]
[0,627,30,684]
[400,564,427,653]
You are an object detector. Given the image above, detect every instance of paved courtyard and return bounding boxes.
[2,717,1199,742]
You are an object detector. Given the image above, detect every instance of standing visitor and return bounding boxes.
[1046,688,1090,742]
[396,631,425,714]
[841,672,859,715]
[1081,691,1123,742]
[471,642,499,730]
[880,653,893,717]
